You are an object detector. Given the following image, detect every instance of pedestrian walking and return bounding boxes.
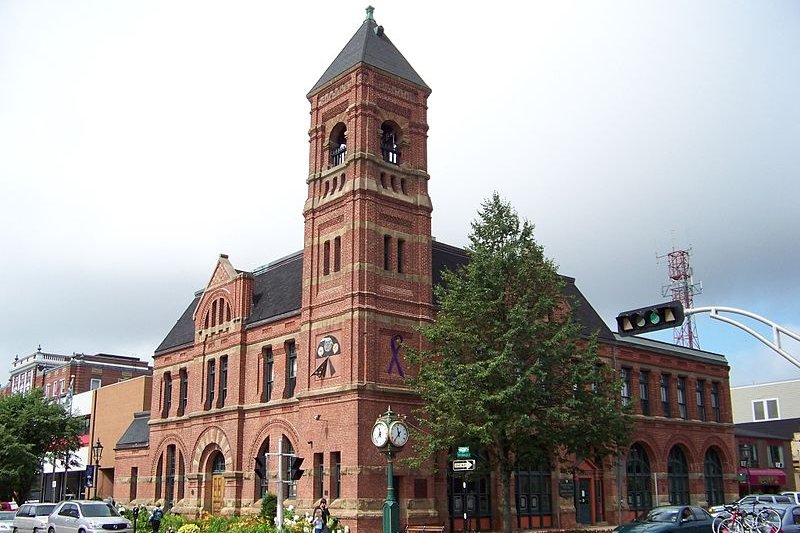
[149,503,163,533]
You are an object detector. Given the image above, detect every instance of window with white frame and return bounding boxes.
[753,399,779,421]
[90,378,102,390]
[768,445,784,467]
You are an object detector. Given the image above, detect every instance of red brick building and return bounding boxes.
[6,347,151,397]
[113,9,737,531]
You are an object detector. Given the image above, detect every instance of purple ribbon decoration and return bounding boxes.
[388,334,405,377]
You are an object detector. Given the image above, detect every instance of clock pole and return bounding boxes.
[384,450,398,533]
[373,407,408,533]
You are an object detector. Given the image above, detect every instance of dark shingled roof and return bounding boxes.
[116,411,150,450]
[155,252,303,355]
[156,240,614,355]
[308,8,429,96]
[431,241,614,341]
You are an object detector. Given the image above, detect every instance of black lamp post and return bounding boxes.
[91,439,103,499]
[741,444,753,496]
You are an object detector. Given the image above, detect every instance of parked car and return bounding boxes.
[1,511,17,532]
[771,504,800,533]
[614,505,715,533]
[47,501,131,533]
[782,492,800,505]
[13,503,58,533]
[708,494,793,516]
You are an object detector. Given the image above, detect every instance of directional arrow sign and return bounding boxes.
[452,459,476,472]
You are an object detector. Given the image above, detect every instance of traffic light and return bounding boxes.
[254,456,266,479]
[289,457,304,480]
[616,301,685,336]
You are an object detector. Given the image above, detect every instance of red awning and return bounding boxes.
[738,468,786,486]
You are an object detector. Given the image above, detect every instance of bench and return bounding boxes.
[405,526,446,533]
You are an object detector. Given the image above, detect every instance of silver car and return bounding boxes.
[1,511,17,533]
[13,503,58,533]
[47,501,131,533]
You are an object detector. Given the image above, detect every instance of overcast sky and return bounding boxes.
[1,1,798,388]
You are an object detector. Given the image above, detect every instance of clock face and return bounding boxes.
[371,421,389,447]
[389,421,409,447]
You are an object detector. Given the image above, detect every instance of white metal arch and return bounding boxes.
[686,306,800,369]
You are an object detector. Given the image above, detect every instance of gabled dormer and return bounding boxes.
[193,254,254,340]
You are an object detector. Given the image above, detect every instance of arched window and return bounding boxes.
[704,448,724,506]
[165,444,176,510]
[212,452,226,473]
[256,438,270,499]
[330,123,347,166]
[282,436,296,499]
[381,122,400,164]
[155,454,163,501]
[668,446,690,504]
[626,444,652,511]
[203,297,232,330]
[177,451,185,502]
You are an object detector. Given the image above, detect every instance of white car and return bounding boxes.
[13,503,58,533]
[708,494,793,516]
[1,511,17,533]
[782,492,800,504]
[47,501,131,533]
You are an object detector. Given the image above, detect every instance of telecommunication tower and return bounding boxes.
[659,248,703,348]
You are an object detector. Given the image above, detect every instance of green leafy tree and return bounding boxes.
[405,193,631,533]
[0,388,83,503]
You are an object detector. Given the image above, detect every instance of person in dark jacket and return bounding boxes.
[149,503,163,533]
[312,499,330,532]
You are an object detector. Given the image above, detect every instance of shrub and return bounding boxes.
[227,516,272,533]
[177,524,201,533]
[259,494,277,522]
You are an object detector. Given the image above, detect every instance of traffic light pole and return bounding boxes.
[685,306,800,369]
[266,442,303,533]
[276,439,284,532]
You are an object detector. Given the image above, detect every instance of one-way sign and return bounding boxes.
[452,459,476,471]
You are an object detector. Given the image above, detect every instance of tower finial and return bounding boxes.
[365,5,374,21]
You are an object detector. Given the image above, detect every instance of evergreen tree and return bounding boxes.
[406,193,631,533]
[0,388,83,503]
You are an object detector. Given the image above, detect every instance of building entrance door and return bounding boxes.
[204,451,226,514]
[576,477,592,524]
[211,475,224,514]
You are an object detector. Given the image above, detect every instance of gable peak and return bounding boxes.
[207,253,238,287]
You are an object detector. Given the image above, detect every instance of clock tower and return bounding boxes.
[300,6,434,393]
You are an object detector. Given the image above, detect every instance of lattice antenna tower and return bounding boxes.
[658,247,703,348]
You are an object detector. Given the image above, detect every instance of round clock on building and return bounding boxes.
[371,420,389,447]
[388,421,409,447]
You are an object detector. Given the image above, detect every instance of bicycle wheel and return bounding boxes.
[717,516,746,533]
[755,508,782,533]
[713,513,732,533]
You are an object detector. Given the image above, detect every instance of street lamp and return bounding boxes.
[741,444,753,496]
[91,439,103,499]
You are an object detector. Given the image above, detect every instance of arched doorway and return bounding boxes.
[204,451,226,514]
[667,446,690,505]
[626,444,653,512]
[704,448,724,506]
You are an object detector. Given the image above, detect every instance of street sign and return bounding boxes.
[452,459,476,471]
[456,446,471,458]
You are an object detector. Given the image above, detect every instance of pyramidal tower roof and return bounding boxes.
[308,6,430,96]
